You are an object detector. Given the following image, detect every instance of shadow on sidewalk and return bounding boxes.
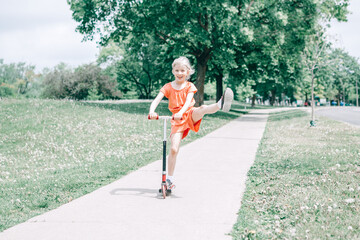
[110,188,181,199]
[235,116,268,122]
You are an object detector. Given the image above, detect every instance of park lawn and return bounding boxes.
[0,98,242,232]
[232,110,360,239]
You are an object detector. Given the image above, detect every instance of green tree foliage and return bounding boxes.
[68,0,350,105]
[87,81,104,100]
[68,0,257,105]
[0,59,39,97]
[231,0,349,106]
[296,45,360,108]
[97,38,170,99]
[41,63,73,99]
[0,82,16,97]
[323,48,360,105]
[41,63,121,100]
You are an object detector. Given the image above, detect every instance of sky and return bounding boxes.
[0,0,359,72]
[326,0,360,60]
[0,0,98,71]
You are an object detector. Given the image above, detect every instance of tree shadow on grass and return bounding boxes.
[79,101,170,116]
[78,101,242,121]
[268,110,308,122]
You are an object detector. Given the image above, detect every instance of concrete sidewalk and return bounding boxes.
[1,109,277,240]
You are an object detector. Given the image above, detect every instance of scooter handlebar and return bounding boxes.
[147,115,180,120]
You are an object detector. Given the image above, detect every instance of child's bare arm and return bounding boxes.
[149,92,165,118]
[173,92,194,120]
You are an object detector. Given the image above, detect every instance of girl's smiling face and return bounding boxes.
[172,64,189,83]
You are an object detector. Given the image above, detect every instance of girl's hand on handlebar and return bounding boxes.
[173,113,183,121]
[148,112,158,120]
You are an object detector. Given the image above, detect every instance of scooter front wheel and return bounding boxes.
[161,185,167,199]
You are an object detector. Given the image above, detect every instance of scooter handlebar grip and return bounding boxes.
[172,116,183,120]
[148,114,159,120]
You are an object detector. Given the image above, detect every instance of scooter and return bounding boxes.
[148,115,172,199]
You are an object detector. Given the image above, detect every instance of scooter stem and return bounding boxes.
[162,118,167,182]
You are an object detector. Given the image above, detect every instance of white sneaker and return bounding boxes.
[220,88,233,112]
[166,179,176,190]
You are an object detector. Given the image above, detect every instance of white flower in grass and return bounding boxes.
[348,226,353,231]
[345,198,355,204]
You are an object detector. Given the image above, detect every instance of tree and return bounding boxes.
[229,0,321,107]
[117,36,170,99]
[97,37,171,99]
[41,63,73,99]
[228,0,349,107]
[325,48,360,106]
[302,31,329,126]
[0,59,38,97]
[69,0,350,106]
[72,63,119,100]
[68,0,261,105]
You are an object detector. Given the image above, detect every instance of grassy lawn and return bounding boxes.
[0,98,243,232]
[232,110,360,239]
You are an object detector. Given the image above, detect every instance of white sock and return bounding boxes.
[217,97,222,108]
[167,175,174,182]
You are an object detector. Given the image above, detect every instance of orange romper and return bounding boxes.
[160,81,202,139]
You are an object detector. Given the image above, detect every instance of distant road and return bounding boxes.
[316,107,360,127]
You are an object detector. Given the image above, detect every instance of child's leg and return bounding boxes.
[192,104,220,123]
[168,132,183,177]
[192,88,234,123]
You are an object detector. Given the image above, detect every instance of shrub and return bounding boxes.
[0,83,16,97]
[41,63,122,100]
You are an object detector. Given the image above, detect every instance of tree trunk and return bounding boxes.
[251,94,256,107]
[194,50,211,106]
[215,72,223,102]
[343,85,346,107]
[310,68,315,126]
[356,80,359,107]
[311,77,315,121]
[270,89,276,106]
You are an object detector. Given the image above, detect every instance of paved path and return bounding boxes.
[0,109,281,240]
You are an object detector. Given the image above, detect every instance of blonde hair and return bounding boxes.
[172,56,195,79]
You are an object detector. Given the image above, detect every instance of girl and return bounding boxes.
[148,56,233,189]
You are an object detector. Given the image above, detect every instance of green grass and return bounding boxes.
[232,110,360,239]
[206,100,277,113]
[0,98,242,232]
